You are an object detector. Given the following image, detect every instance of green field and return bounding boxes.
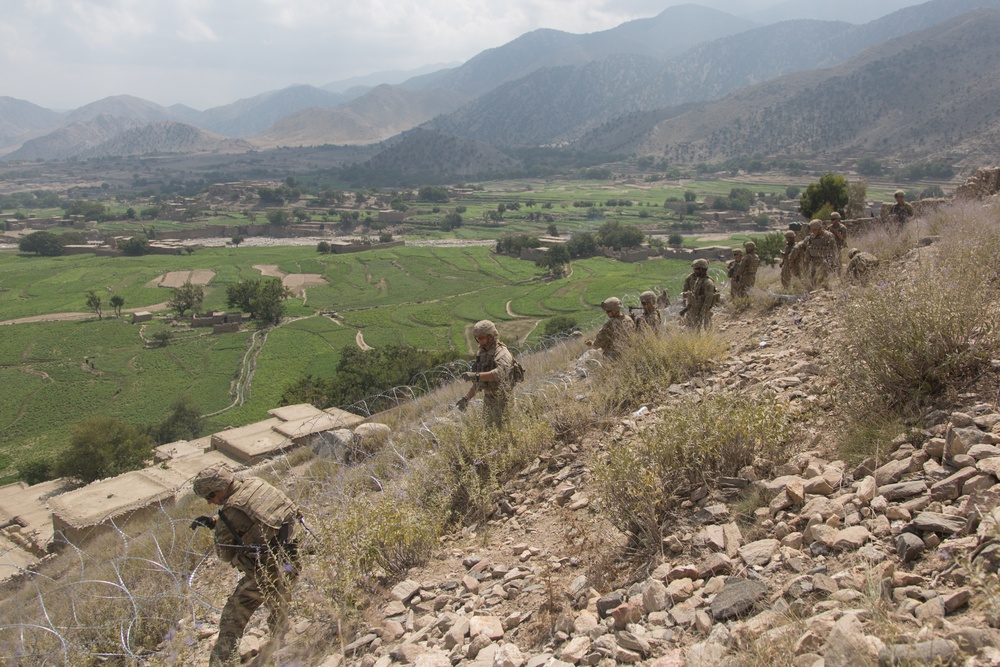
[0,244,692,482]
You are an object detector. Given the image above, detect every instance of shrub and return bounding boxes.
[837,208,1000,417]
[55,417,154,482]
[591,330,726,414]
[544,315,577,337]
[595,391,794,548]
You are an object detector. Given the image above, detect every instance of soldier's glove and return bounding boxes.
[460,371,477,382]
[456,397,469,412]
[190,515,216,531]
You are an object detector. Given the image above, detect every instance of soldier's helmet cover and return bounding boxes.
[601,296,622,312]
[809,219,823,231]
[692,258,709,269]
[848,248,860,259]
[639,290,656,304]
[472,320,498,338]
[894,189,905,197]
[194,463,235,499]
[784,231,796,239]
[732,248,743,255]
[743,241,756,251]
[830,212,841,220]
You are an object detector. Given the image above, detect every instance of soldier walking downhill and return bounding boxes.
[586,296,635,359]
[681,259,718,331]
[458,319,514,426]
[801,219,838,290]
[727,248,744,299]
[633,290,662,333]
[828,212,848,275]
[738,240,760,293]
[191,463,302,667]
[779,231,799,289]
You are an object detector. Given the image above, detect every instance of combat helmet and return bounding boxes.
[692,258,709,269]
[472,320,498,338]
[830,211,841,220]
[848,248,860,259]
[784,231,796,240]
[809,219,823,231]
[193,462,235,499]
[639,290,657,304]
[601,296,622,312]
[743,240,756,252]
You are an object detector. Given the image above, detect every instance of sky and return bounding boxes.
[1,0,922,111]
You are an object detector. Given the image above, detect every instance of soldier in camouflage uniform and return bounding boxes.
[191,463,301,667]
[586,296,635,358]
[846,248,880,285]
[890,190,914,225]
[802,219,838,290]
[633,290,662,333]
[727,248,744,299]
[828,212,847,275]
[738,240,760,293]
[779,231,799,289]
[459,319,514,426]
[681,259,718,331]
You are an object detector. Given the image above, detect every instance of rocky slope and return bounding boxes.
[175,216,1000,667]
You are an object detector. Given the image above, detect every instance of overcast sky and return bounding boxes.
[2,0,921,111]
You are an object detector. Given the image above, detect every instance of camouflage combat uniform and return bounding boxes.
[890,200,914,225]
[634,308,661,333]
[682,271,718,331]
[592,313,635,358]
[846,250,879,285]
[779,236,799,288]
[471,339,514,425]
[802,229,838,290]
[208,477,301,667]
[727,253,744,299]
[737,248,759,293]
[828,218,847,274]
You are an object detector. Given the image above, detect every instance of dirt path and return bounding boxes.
[506,300,518,317]
[0,301,172,326]
[356,331,373,351]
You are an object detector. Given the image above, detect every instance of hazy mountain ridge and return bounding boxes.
[574,9,1000,164]
[190,85,358,137]
[0,97,64,150]
[402,5,759,97]
[8,115,146,160]
[253,85,468,147]
[343,127,520,185]
[78,122,254,159]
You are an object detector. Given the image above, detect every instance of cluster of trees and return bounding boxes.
[257,178,302,205]
[496,234,540,255]
[595,220,644,250]
[281,344,456,414]
[18,230,66,256]
[0,190,63,209]
[417,186,449,203]
[711,187,757,212]
[225,278,293,325]
[21,397,204,485]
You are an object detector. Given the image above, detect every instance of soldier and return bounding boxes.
[779,231,799,289]
[586,296,635,359]
[801,219,838,290]
[890,190,914,225]
[846,248,880,285]
[739,240,760,293]
[828,212,847,275]
[191,463,302,667]
[681,259,718,331]
[458,319,514,426]
[632,290,662,333]
[727,248,744,299]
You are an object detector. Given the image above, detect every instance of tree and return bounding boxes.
[55,417,153,482]
[596,220,644,250]
[120,235,150,256]
[750,232,786,267]
[536,244,570,275]
[86,290,103,320]
[19,230,63,256]
[226,278,292,325]
[846,179,868,219]
[544,315,577,337]
[231,235,244,248]
[668,233,683,247]
[109,294,125,318]
[799,173,849,219]
[417,186,449,203]
[267,210,291,226]
[684,190,697,202]
[785,185,801,200]
[152,330,172,347]
[546,223,558,236]
[145,396,203,445]
[168,281,204,317]
[857,157,883,176]
[566,232,597,258]
[921,184,945,199]
[441,212,463,231]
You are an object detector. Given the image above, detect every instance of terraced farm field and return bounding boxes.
[0,244,690,482]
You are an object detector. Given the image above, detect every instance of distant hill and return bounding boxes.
[403,5,759,97]
[0,97,63,152]
[8,115,145,160]
[62,95,180,125]
[341,128,521,185]
[190,85,358,137]
[573,9,1000,166]
[425,0,1000,148]
[253,85,467,147]
[321,63,459,93]
[78,122,253,158]
[745,0,927,24]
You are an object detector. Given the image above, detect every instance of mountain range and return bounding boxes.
[2,0,999,174]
